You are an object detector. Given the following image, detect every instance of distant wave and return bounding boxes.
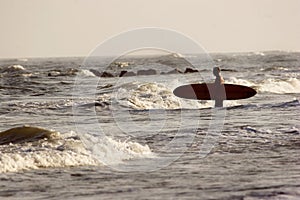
[227,77,300,94]
[77,69,96,77]
[269,99,300,108]
[0,65,26,73]
[240,124,300,135]
[260,66,289,72]
[226,100,299,110]
[258,78,300,94]
[0,65,31,77]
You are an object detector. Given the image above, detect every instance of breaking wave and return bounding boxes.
[0,126,152,173]
[106,82,212,110]
[99,78,300,110]
[227,77,300,94]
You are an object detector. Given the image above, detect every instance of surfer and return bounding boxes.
[213,67,224,85]
[173,67,256,108]
[213,67,225,107]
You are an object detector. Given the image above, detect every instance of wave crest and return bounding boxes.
[0,126,153,173]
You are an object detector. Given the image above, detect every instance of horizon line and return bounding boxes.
[0,49,299,60]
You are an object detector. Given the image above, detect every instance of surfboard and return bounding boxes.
[173,83,256,100]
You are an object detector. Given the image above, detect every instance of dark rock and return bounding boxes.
[119,70,136,77]
[184,68,199,73]
[79,101,110,108]
[137,69,157,76]
[166,68,183,74]
[221,69,238,72]
[100,71,114,77]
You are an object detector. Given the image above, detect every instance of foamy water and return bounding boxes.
[0,52,299,199]
[0,127,155,173]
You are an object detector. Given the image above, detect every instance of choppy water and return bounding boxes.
[0,51,299,199]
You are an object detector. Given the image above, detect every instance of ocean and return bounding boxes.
[0,51,299,199]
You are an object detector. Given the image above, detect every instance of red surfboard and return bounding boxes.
[173,83,256,100]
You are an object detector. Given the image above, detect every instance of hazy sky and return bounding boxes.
[0,0,299,58]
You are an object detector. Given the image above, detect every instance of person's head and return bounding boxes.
[213,67,221,76]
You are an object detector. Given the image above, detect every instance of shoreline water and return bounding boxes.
[0,51,299,199]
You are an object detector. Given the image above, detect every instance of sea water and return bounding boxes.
[0,52,299,199]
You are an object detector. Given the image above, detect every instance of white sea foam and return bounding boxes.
[0,127,153,173]
[81,134,153,166]
[254,51,265,56]
[8,64,26,71]
[0,146,98,173]
[258,78,300,94]
[0,65,26,73]
[101,78,300,111]
[127,83,181,109]
[0,130,97,173]
[227,77,300,94]
[112,82,209,110]
[107,82,248,110]
[78,69,96,77]
[227,77,255,87]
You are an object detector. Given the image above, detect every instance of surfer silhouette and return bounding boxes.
[213,67,225,107]
[173,67,256,107]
